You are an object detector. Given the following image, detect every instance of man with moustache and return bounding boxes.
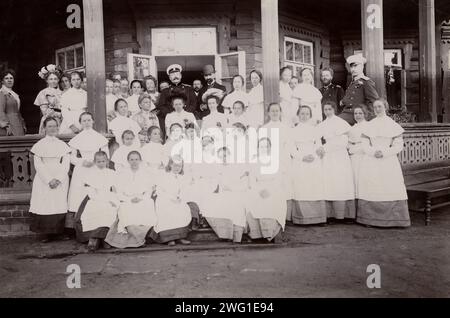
[339,55,379,125]
[157,64,198,136]
[319,67,345,114]
[196,64,226,119]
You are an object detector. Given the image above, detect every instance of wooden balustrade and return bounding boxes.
[1,125,450,194]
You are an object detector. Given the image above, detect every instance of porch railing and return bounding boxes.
[1,124,450,195]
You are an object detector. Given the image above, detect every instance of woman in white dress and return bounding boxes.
[105,151,158,248]
[293,68,323,126]
[29,117,71,242]
[260,103,293,221]
[148,156,193,246]
[227,101,250,129]
[126,80,144,116]
[221,75,249,115]
[163,123,185,164]
[109,99,141,147]
[348,105,369,199]
[75,151,119,251]
[201,147,249,243]
[67,112,109,229]
[60,71,87,134]
[111,130,141,172]
[290,106,327,225]
[34,65,63,134]
[357,99,410,228]
[317,102,356,221]
[201,95,227,147]
[246,138,287,241]
[279,67,297,127]
[141,126,166,173]
[247,70,265,128]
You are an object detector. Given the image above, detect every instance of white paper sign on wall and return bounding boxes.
[366,4,382,30]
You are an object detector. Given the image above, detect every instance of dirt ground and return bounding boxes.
[0,209,449,298]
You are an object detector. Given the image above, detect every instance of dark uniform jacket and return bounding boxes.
[320,83,345,113]
[196,81,227,119]
[341,75,379,113]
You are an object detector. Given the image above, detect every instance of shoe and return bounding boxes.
[178,239,191,245]
[102,241,112,249]
[167,241,176,247]
[87,238,100,252]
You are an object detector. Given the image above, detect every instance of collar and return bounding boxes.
[353,75,370,81]
[322,83,334,89]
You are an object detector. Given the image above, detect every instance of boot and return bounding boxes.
[87,238,100,252]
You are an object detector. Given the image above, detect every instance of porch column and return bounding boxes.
[261,0,280,121]
[418,0,438,122]
[361,0,386,98]
[83,0,107,133]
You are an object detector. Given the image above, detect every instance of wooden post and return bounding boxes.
[83,0,107,133]
[361,0,386,98]
[419,0,438,123]
[261,0,280,121]
[442,39,450,123]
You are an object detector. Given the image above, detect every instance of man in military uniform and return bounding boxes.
[339,55,379,125]
[320,67,345,114]
[196,64,226,120]
[157,64,198,136]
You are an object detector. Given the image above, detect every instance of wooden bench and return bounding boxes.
[404,161,450,225]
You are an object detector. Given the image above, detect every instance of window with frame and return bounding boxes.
[55,43,85,72]
[284,36,314,78]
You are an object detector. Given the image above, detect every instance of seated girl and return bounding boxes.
[227,100,249,129]
[200,147,248,243]
[111,130,141,172]
[131,93,160,131]
[75,151,119,251]
[141,126,166,173]
[105,151,158,249]
[163,123,184,164]
[246,138,287,242]
[138,128,149,147]
[148,155,193,246]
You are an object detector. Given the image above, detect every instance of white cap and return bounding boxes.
[346,54,367,66]
[166,64,183,75]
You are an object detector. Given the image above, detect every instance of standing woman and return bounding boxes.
[279,67,296,127]
[0,69,26,136]
[126,80,144,116]
[221,75,249,115]
[34,64,63,134]
[109,99,141,147]
[149,155,193,246]
[293,68,323,126]
[357,99,410,227]
[348,105,369,199]
[247,70,265,127]
[261,103,293,220]
[246,138,287,242]
[290,106,327,225]
[59,71,87,134]
[317,102,356,221]
[67,112,109,230]
[29,117,71,242]
[143,75,160,106]
[59,73,71,93]
[141,126,166,173]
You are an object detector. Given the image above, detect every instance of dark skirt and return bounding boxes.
[29,213,66,235]
[326,200,356,220]
[205,217,244,243]
[357,199,411,228]
[65,212,76,229]
[148,227,190,244]
[292,200,327,225]
[286,199,295,222]
[246,213,281,241]
[74,196,110,243]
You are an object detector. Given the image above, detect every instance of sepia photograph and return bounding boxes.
[0,0,450,305]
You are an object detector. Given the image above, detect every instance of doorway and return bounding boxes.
[156,55,215,87]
